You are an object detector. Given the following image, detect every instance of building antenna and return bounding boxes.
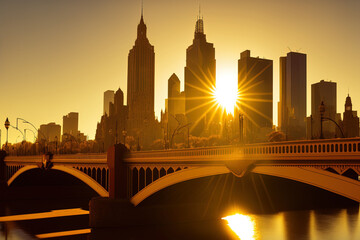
[199,3,201,19]
[141,0,143,17]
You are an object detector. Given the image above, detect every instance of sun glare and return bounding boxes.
[222,213,256,240]
[214,71,238,114]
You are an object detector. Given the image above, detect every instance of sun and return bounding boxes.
[213,71,238,114]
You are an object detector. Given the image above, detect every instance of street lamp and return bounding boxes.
[319,101,345,139]
[4,118,10,148]
[122,129,127,145]
[239,113,244,145]
[55,136,58,154]
[319,101,325,139]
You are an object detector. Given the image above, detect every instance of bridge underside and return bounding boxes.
[131,165,360,206]
[6,165,108,197]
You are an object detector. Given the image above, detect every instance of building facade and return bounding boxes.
[104,90,115,116]
[278,52,307,140]
[308,80,337,139]
[127,13,155,134]
[184,16,216,137]
[340,95,359,138]
[38,122,61,142]
[236,50,273,143]
[63,112,78,136]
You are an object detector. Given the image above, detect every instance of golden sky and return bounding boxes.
[0,0,359,143]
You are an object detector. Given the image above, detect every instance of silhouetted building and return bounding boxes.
[127,13,155,134]
[185,15,216,136]
[236,50,273,143]
[104,90,115,116]
[96,88,128,150]
[168,73,186,139]
[63,112,78,136]
[340,95,359,138]
[278,52,307,140]
[168,73,185,116]
[307,80,337,139]
[38,122,61,142]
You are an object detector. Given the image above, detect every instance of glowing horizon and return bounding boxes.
[1,1,359,143]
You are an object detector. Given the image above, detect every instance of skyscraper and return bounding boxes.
[38,122,61,142]
[237,50,273,142]
[104,90,115,116]
[309,80,337,139]
[168,73,185,116]
[127,12,155,132]
[63,112,78,136]
[278,52,307,140]
[185,15,216,136]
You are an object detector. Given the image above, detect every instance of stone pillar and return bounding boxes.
[107,144,129,199]
[0,150,7,200]
[89,144,133,229]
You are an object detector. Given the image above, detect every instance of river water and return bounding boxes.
[1,202,359,240]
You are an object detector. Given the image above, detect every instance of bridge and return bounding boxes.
[1,138,360,205]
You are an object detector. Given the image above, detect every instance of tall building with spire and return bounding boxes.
[185,13,216,136]
[127,11,155,134]
[340,94,359,138]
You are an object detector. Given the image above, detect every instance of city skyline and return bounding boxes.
[1,0,360,143]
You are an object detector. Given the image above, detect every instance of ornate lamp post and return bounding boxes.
[4,118,10,148]
[319,101,325,139]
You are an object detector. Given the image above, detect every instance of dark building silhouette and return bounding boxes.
[63,112,78,136]
[278,52,307,140]
[63,112,86,142]
[307,80,337,139]
[166,73,186,146]
[96,88,128,150]
[185,15,216,137]
[127,13,155,133]
[236,50,273,143]
[168,73,185,116]
[339,95,359,138]
[38,122,61,142]
[104,90,115,116]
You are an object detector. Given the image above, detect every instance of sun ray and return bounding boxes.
[239,97,272,103]
[185,98,216,115]
[189,101,219,132]
[236,100,272,122]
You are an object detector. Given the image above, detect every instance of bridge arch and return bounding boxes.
[252,166,360,202]
[130,166,230,206]
[7,165,108,197]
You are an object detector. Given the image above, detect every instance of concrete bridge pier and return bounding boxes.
[89,144,139,229]
[0,150,7,201]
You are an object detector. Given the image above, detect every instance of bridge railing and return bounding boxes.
[127,138,360,161]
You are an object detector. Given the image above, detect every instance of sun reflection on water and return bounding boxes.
[222,214,255,240]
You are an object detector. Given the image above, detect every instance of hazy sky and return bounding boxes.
[1,0,360,143]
